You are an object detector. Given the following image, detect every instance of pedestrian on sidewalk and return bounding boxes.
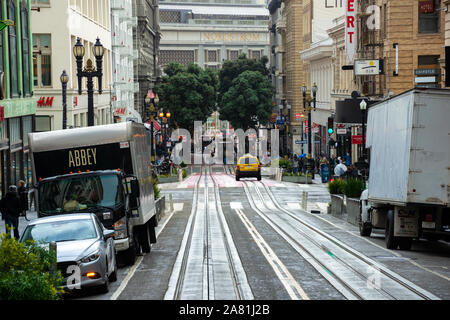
[1,185,22,239]
[334,159,347,179]
[18,180,29,217]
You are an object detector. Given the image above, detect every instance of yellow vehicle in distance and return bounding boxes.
[235,154,261,181]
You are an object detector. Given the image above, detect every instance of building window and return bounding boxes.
[33,34,52,87]
[8,0,19,97]
[21,1,31,97]
[418,0,440,34]
[31,0,50,6]
[160,50,195,67]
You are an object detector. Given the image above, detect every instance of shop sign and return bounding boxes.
[36,96,54,107]
[115,107,126,115]
[336,128,347,135]
[345,0,357,64]
[419,0,435,13]
[352,135,366,145]
[354,59,384,75]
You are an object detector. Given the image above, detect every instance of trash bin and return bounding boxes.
[320,164,329,183]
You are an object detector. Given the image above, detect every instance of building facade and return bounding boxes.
[31,0,114,131]
[0,0,35,195]
[111,0,141,122]
[158,0,270,70]
[132,0,160,121]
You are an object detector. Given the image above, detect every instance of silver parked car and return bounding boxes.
[20,213,117,293]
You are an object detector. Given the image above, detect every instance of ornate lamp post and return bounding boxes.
[60,70,69,129]
[73,37,104,127]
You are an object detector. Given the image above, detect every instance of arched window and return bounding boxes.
[8,0,18,97]
[21,1,30,96]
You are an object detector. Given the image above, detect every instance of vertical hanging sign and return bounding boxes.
[345,0,357,64]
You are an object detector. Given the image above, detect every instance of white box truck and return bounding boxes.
[360,88,450,250]
[28,122,157,265]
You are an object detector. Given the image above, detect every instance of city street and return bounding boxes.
[9,165,443,300]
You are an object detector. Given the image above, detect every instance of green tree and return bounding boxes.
[219,70,273,131]
[218,54,269,108]
[156,62,218,133]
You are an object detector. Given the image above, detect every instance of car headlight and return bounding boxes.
[80,250,101,263]
[112,217,127,239]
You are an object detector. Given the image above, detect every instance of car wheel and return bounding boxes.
[109,252,118,282]
[257,174,261,181]
[139,223,152,254]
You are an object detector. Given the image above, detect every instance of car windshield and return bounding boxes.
[39,174,123,214]
[21,219,97,243]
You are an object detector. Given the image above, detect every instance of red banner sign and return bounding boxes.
[352,135,366,145]
[0,106,4,122]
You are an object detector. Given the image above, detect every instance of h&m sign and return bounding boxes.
[37,96,54,107]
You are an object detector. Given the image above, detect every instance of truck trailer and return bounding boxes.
[28,122,157,265]
[360,88,450,250]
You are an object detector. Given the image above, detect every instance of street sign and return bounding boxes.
[354,59,383,75]
[295,140,307,145]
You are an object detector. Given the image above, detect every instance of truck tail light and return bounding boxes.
[425,213,434,222]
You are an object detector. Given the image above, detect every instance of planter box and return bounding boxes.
[282,175,312,184]
[157,176,179,184]
[155,196,166,222]
[346,197,360,226]
[330,194,345,217]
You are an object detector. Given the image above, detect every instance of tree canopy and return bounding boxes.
[156,63,218,133]
[219,70,273,131]
[218,54,270,108]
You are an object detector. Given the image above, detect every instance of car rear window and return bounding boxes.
[239,157,258,164]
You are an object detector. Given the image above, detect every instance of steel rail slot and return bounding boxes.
[203,166,212,299]
[172,166,204,300]
[209,167,255,300]
[251,182,396,300]
[258,181,440,301]
[240,180,361,300]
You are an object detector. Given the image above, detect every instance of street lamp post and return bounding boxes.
[73,37,105,127]
[145,92,159,163]
[60,70,69,130]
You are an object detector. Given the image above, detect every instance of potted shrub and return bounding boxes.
[344,178,365,226]
[0,233,65,300]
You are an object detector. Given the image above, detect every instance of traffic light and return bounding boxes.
[327,117,334,134]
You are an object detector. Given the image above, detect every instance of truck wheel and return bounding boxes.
[139,223,152,254]
[398,237,413,251]
[359,222,372,237]
[236,174,240,181]
[385,210,399,250]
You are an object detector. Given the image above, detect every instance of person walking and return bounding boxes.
[1,185,22,239]
[18,180,29,216]
[334,159,347,179]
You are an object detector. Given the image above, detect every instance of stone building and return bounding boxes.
[158,0,270,70]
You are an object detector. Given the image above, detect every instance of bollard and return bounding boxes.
[302,191,308,210]
[169,193,174,212]
[178,168,183,182]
